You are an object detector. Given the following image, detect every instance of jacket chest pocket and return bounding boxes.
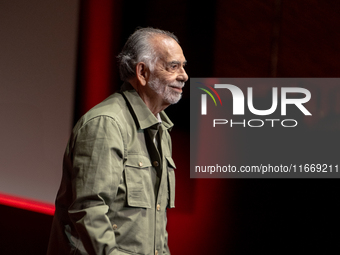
[124,154,152,208]
[166,156,176,208]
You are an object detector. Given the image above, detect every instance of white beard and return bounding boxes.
[148,75,185,104]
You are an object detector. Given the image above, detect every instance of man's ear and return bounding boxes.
[136,62,149,86]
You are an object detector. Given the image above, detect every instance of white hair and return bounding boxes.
[117,27,179,81]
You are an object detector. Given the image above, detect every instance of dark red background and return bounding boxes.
[1,0,340,254]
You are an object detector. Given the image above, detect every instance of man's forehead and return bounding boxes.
[151,35,185,60]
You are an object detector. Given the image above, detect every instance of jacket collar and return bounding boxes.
[120,82,174,131]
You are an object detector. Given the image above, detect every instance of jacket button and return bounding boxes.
[112,224,118,230]
[139,162,143,167]
[156,204,161,211]
[153,161,159,167]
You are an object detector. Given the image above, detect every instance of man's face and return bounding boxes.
[147,36,188,105]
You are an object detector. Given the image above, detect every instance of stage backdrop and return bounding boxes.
[0,0,78,205]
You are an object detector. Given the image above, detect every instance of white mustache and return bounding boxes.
[169,81,185,89]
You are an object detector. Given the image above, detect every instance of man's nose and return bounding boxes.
[177,67,188,82]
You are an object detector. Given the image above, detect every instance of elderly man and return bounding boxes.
[47,27,188,255]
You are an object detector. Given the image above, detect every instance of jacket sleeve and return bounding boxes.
[67,116,125,255]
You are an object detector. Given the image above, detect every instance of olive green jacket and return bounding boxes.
[47,83,176,255]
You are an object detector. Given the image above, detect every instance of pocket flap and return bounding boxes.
[125,154,152,168]
[165,156,176,169]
